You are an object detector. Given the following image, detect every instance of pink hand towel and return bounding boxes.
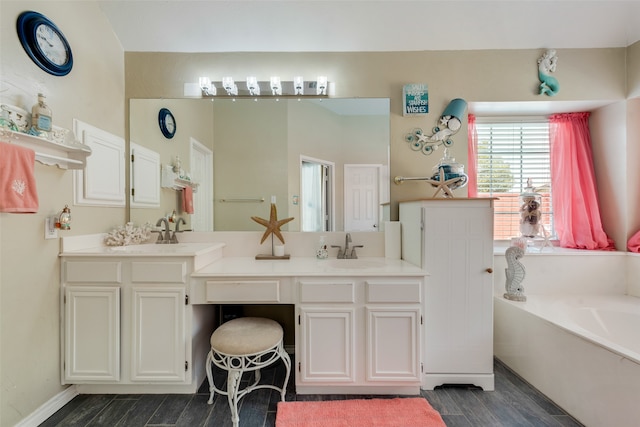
[0,141,39,213]
[182,186,194,214]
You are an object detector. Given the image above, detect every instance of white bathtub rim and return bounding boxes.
[495,293,640,365]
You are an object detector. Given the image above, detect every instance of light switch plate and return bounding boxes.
[45,216,58,239]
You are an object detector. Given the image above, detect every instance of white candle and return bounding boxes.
[274,244,285,257]
[271,195,276,204]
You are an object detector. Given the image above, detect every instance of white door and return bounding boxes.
[130,287,186,382]
[64,286,120,382]
[344,164,380,231]
[366,307,421,382]
[190,138,213,231]
[298,307,355,383]
[130,143,160,207]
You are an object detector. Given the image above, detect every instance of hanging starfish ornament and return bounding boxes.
[251,203,294,244]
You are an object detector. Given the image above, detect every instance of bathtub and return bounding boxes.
[495,293,640,427]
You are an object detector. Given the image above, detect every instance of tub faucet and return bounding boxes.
[155,217,171,243]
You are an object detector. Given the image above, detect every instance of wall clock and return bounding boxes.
[16,11,73,76]
[158,108,176,139]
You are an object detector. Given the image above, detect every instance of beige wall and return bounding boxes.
[591,102,628,249]
[0,2,125,425]
[628,41,640,98]
[124,49,627,232]
[129,98,215,229]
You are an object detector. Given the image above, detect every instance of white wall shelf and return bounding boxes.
[161,164,199,192]
[0,129,91,170]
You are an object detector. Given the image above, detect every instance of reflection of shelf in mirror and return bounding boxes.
[0,128,91,169]
[160,164,198,192]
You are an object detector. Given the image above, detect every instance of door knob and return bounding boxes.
[485,268,493,273]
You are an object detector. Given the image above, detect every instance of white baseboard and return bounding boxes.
[15,385,78,427]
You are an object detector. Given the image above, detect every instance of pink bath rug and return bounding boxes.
[275,397,446,427]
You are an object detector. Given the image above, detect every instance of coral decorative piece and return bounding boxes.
[104,222,152,246]
[251,203,294,244]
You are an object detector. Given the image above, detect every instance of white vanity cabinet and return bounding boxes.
[61,256,197,392]
[400,199,495,391]
[296,277,423,394]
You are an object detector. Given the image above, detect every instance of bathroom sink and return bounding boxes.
[328,259,386,270]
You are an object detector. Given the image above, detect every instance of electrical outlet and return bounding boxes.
[45,216,58,239]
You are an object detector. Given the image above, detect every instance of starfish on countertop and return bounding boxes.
[251,203,294,244]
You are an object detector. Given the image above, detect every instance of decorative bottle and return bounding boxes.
[32,93,52,132]
[316,236,328,259]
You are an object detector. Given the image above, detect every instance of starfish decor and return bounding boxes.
[251,203,294,244]
[425,167,468,198]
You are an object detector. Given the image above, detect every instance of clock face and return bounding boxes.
[158,108,176,139]
[35,24,69,66]
[165,115,175,133]
[16,11,73,76]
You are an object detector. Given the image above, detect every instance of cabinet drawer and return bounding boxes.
[299,281,355,303]
[131,262,187,283]
[65,261,122,283]
[366,280,422,303]
[205,280,280,302]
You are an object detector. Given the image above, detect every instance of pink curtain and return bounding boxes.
[467,114,478,197]
[549,112,615,250]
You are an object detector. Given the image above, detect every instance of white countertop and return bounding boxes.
[192,257,428,277]
[59,242,225,257]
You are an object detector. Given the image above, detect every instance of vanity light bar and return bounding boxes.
[198,76,329,98]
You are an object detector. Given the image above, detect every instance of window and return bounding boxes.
[475,118,554,240]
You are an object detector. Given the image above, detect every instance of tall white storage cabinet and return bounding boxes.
[399,199,495,391]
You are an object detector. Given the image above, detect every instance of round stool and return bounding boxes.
[205,317,291,427]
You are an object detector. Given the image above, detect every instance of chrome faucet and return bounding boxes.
[171,217,186,243]
[155,217,171,243]
[344,233,352,255]
[332,233,363,259]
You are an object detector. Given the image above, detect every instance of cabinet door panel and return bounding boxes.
[299,308,355,383]
[64,286,120,382]
[131,287,186,382]
[422,202,494,374]
[366,307,420,381]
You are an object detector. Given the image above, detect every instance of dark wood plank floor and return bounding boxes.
[40,358,584,427]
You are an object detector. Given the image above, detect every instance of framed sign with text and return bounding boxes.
[403,84,429,116]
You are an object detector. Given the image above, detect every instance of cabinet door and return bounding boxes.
[423,201,494,374]
[131,287,186,382]
[366,307,421,382]
[64,286,120,382]
[298,307,355,383]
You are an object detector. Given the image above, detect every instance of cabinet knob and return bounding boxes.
[485,268,493,274]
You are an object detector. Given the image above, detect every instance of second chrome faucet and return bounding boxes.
[332,233,363,259]
[155,217,186,244]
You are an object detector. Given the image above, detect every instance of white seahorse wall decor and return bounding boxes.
[537,49,559,96]
[504,245,527,302]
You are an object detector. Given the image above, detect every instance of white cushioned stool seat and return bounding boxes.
[205,317,291,427]
[210,316,283,355]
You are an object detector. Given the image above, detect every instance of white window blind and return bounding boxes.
[475,118,554,240]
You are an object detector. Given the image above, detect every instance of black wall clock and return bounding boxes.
[16,11,73,76]
[158,108,176,139]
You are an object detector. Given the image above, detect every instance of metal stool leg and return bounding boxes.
[279,348,292,401]
[227,369,242,427]
[205,351,215,404]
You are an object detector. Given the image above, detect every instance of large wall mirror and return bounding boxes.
[129,97,390,232]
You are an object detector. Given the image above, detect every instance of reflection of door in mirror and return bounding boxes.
[190,138,213,231]
[344,164,380,231]
[301,157,334,232]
